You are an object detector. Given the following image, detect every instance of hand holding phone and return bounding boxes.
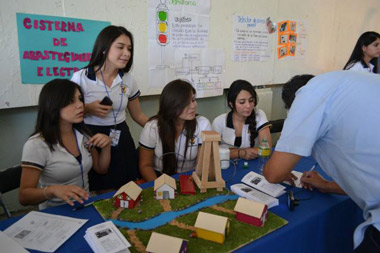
[100,96,113,106]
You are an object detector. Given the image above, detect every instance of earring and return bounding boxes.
[103,51,105,54]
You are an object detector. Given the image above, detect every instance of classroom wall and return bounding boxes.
[0,86,287,214]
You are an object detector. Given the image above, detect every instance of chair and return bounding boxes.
[0,165,22,218]
[269,119,285,133]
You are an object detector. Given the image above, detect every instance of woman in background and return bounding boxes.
[19,79,111,209]
[71,25,148,193]
[139,79,211,182]
[212,80,272,160]
[343,31,380,73]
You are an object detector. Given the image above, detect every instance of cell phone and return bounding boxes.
[100,96,113,106]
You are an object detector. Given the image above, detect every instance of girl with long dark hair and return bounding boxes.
[19,79,111,209]
[139,79,211,181]
[212,80,272,160]
[343,31,380,73]
[71,25,148,193]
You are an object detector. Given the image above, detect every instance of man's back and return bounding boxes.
[276,71,380,247]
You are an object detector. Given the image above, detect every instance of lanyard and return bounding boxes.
[64,130,85,188]
[99,70,124,129]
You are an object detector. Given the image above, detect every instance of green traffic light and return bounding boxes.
[158,11,167,21]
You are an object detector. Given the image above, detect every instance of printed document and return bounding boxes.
[4,211,87,252]
[84,221,131,253]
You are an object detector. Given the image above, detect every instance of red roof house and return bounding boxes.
[113,181,142,209]
[234,197,268,227]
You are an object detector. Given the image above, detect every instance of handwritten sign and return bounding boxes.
[16,13,110,84]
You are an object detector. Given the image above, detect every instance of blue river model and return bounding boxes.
[109,194,239,230]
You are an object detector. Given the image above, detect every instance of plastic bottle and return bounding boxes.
[257,138,271,174]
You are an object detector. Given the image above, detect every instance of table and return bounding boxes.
[0,156,363,252]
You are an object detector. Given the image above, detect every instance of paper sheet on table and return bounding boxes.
[4,211,87,252]
[0,231,29,252]
[283,170,303,188]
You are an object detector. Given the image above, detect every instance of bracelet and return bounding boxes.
[43,186,51,200]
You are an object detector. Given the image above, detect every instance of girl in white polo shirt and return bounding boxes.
[139,79,211,182]
[19,79,111,209]
[212,80,272,160]
[71,26,148,193]
[343,31,380,73]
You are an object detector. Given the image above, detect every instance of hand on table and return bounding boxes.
[239,148,258,160]
[48,185,90,206]
[283,172,298,186]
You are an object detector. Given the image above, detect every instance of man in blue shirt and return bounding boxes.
[264,71,380,252]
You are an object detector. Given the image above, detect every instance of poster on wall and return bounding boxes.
[276,19,307,59]
[232,15,273,62]
[148,0,223,97]
[16,13,110,84]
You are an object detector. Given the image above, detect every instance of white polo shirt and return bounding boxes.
[212,109,270,148]
[345,60,374,73]
[21,130,92,210]
[71,68,141,126]
[139,116,212,173]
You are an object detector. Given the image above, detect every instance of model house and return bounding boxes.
[146,232,188,253]
[113,181,142,209]
[194,212,230,244]
[154,173,177,200]
[234,197,268,227]
[179,175,196,195]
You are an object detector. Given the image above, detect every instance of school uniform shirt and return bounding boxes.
[139,116,212,173]
[71,67,141,126]
[21,130,92,210]
[276,71,380,248]
[345,60,374,73]
[212,109,270,148]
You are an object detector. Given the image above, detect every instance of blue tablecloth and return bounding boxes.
[0,156,363,252]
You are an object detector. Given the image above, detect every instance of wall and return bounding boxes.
[2,0,380,108]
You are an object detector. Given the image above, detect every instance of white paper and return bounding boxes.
[241,171,286,197]
[84,221,131,253]
[148,0,223,98]
[231,183,279,209]
[0,231,29,253]
[283,170,303,188]
[4,211,87,252]
[232,15,272,62]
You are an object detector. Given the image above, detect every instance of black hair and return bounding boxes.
[32,79,92,151]
[227,80,258,148]
[151,79,197,175]
[343,31,380,73]
[84,25,134,73]
[282,75,315,109]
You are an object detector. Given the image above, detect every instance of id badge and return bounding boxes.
[109,129,121,147]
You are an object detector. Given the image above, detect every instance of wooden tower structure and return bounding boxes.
[192,131,225,192]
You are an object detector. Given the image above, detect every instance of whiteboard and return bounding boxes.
[1,0,379,109]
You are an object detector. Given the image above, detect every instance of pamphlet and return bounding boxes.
[231,183,279,209]
[84,221,131,253]
[4,211,87,252]
[241,171,286,197]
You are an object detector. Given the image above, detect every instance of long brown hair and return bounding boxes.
[151,79,197,175]
[33,79,92,151]
[84,25,134,73]
[227,80,258,147]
